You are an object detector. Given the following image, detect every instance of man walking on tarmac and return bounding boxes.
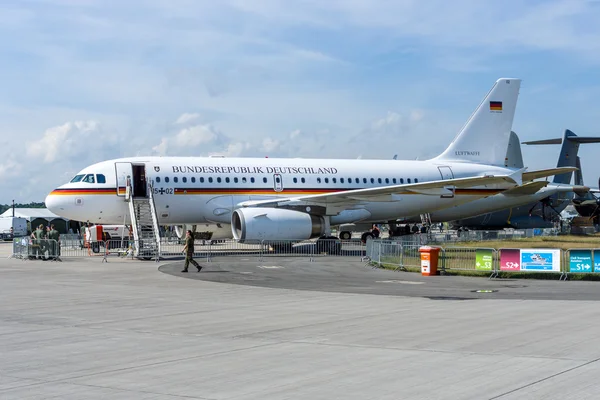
[181,230,202,273]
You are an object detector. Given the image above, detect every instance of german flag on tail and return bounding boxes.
[489,101,502,111]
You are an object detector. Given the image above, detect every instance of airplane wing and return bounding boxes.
[238,174,519,208]
[522,167,578,182]
[501,181,549,196]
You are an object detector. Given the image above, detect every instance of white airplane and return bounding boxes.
[44,78,571,242]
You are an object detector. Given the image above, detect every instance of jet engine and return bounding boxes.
[231,208,325,242]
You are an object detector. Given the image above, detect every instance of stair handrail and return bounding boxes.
[127,178,140,257]
[147,178,161,261]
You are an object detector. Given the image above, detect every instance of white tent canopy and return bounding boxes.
[1,208,68,221]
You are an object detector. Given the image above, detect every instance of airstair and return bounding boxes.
[420,212,433,239]
[125,178,161,260]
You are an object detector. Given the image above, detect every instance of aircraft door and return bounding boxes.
[438,166,454,180]
[273,174,284,192]
[115,162,133,197]
[437,166,455,199]
[132,164,147,198]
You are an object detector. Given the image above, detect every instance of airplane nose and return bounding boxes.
[45,191,61,214]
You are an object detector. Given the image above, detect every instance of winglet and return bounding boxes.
[506,167,526,186]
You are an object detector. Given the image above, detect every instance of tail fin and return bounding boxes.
[522,129,600,184]
[575,156,584,186]
[504,131,524,168]
[432,78,521,166]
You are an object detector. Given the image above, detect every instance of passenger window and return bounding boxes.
[363,178,367,184]
[378,178,382,184]
[156,177,161,183]
[165,177,170,183]
[70,174,85,183]
[191,177,196,183]
[234,177,238,183]
[370,178,374,184]
[200,177,204,183]
[293,177,298,183]
[263,177,267,183]
[317,178,322,184]
[96,174,106,184]
[250,177,255,183]
[225,177,230,183]
[393,178,397,184]
[415,178,418,183]
[174,177,178,183]
[182,177,187,183]
[340,178,344,184]
[208,177,213,183]
[301,177,305,183]
[385,178,389,184]
[325,178,329,183]
[407,178,411,183]
[217,177,222,183]
[332,178,337,183]
[242,177,247,183]
[400,178,404,184]
[83,174,95,183]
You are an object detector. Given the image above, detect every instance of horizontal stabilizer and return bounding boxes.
[523,137,600,145]
[522,167,578,182]
[502,181,548,196]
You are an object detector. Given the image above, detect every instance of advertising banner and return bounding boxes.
[594,250,600,273]
[569,249,593,273]
[499,249,521,271]
[520,249,561,272]
[475,249,493,271]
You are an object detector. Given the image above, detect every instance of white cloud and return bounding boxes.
[174,125,220,148]
[261,137,280,152]
[26,121,101,163]
[289,129,301,139]
[215,142,253,157]
[175,113,201,125]
[0,159,21,179]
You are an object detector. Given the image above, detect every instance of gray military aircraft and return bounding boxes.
[450,129,600,230]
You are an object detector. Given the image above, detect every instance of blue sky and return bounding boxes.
[2,0,600,203]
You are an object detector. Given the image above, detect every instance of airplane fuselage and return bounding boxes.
[45,156,515,229]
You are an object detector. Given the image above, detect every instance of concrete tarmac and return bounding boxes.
[161,256,600,301]
[1,251,600,399]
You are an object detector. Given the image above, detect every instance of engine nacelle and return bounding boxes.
[231,208,325,242]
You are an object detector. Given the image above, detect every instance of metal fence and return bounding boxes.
[366,240,600,280]
[9,237,368,263]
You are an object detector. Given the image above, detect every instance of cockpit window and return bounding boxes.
[97,174,106,184]
[70,174,85,183]
[83,174,95,183]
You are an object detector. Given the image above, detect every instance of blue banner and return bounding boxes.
[569,250,593,273]
[520,249,561,271]
[594,250,600,273]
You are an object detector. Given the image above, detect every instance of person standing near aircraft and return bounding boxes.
[181,230,202,273]
[48,224,60,259]
[30,224,45,259]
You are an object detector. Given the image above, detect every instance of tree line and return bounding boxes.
[0,202,45,216]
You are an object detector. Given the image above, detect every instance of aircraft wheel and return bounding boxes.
[339,231,352,240]
[361,232,374,244]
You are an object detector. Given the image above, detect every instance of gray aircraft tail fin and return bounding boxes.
[504,131,524,168]
[575,156,584,187]
[523,129,600,184]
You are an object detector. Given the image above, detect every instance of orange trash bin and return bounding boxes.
[419,246,441,276]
